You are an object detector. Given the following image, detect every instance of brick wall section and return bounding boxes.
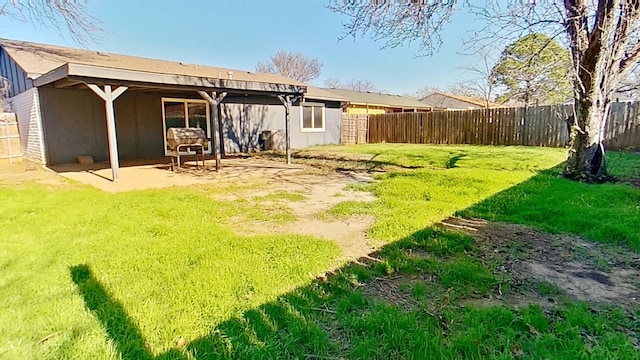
[9,88,45,164]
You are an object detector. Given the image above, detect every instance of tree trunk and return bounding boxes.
[563,94,608,182]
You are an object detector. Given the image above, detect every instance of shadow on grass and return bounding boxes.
[70,164,640,358]
[446,154,467,169]
[457,165,640,250]
[70,265,153,360]
[262,151,424,172]
[71,265,334,359]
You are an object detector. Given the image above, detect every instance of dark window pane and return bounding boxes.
[302,106,312,129]
[164,102,185,151]
[188,103,207,129]
[313,107,323,129]
[188,102,209,151]
[164,102,185,129]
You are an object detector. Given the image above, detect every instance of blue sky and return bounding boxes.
[0,0,491,95]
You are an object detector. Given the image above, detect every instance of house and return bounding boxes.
[0,38,345,181]
[325,88,434,115]
[419,92,497,110]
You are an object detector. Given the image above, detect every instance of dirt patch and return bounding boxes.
[360,275,421,310]
[440,217,640,308]
[0,162,68,187]
[220,172,378,260]
[620,176,640,189]
[2,158,380,261]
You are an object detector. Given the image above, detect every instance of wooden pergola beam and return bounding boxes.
[87,84,128,183]
[198,91,227,171]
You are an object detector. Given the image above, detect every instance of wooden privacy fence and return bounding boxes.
[607,101,640,150]
[0,112,22,163]
[368,105,572,147]
[367,102,640,150]
[341,114,368,145]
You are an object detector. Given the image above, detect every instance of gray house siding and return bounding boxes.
[0,46,31,98]
[220,96,283,153]
[220,97,341,153]
[291,102,341,148]
[39,87,165,165]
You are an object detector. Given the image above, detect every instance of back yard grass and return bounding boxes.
[1,144,639,359]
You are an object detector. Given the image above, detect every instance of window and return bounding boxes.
[162,98,211,155]
[300,104,325,132]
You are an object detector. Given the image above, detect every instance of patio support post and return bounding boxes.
[87,84,128,183]
[277,95,300,165]
[198,91,227,171]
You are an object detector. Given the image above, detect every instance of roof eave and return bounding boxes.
[33,63,307,95]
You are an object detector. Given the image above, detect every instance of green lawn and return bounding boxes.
[0,184,341,359]
[1,144,639,359]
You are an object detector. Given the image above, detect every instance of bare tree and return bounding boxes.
[414,83,486,104]
[414,85,443,100]
[458,51,498,108]
[0,1,100,107]
[323,78,342,89]
[0,0,100,46]
[447,82,487,102]
[256,51,322,83]
[330,1,640,182]
[325,78,378,92]
[617,64,640,99]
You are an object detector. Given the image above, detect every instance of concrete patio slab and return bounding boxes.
[49,157,305,193]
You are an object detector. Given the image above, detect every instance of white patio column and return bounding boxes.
[198,91,227,171]
[277,95,300,165]
[87,84,128,182]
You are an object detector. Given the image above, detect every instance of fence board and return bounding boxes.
[0,113,23,164]
[365,102,640,149]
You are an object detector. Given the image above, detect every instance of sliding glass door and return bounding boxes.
[162,98,211,155]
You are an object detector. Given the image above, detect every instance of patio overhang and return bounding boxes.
[33,63,307,183]
[33,63,307,95]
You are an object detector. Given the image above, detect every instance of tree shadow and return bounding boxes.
[70,265,153,360]
[264,151,424,172]
[70,264,332,359]
[446,153,467,168]
[221,103,268,153]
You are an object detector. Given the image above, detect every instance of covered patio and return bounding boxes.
[35,63,307,183]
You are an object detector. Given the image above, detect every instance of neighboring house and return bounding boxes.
[325,88,434,115]
[0,38,345,180]
[419,92,497,110]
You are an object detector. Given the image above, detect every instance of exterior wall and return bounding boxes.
[345,105,430,114]
[39,87,165,165]
[345,105,386,115]
[292,101,341,148]
[220,97,341,152]
[8,88,45,163]
[220,96,283,153]
[0,46,31,98]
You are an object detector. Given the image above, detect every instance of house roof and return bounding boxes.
[419,92,499,108]
[324,88,433,109]
[0,38,345,101]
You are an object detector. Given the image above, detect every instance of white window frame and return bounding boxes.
[161,98,211,155]
[299,104,325,133]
